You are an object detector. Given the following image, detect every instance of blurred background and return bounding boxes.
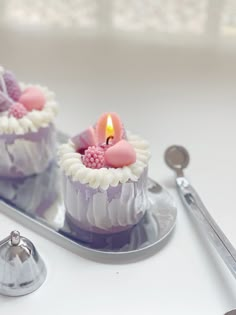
[0,1,235,132]
[0,0,236,244]
[0,0,235,133]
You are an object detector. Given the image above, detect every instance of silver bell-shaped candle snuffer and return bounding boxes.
[0,231,47,296]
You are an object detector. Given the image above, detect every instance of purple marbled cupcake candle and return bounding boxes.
[0,67,58,178]
[58,113,151,234]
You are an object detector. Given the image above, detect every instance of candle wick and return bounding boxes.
[106,136,114,145]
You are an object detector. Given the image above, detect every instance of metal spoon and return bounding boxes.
[165,145,236,279]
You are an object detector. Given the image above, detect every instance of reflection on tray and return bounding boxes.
[0,163,65,229]
[61,209,159,251]
[0,162,176,253]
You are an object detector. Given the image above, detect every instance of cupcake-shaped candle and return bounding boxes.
[58,113,151,234]
[0,66,58,178]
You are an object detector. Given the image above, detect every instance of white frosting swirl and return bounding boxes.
[58,131,151,190]
[0,83,58,135]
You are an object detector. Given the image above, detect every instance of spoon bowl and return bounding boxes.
[164,145,190,176]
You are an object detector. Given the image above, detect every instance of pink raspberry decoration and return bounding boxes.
[2,71,22,101]
[9,102,28,119]
[83,146,105,169]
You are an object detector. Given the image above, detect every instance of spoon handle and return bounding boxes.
[176,177,236,279]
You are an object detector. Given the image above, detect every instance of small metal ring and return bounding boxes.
[10,231,21,246]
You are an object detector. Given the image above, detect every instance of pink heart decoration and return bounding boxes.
[105,140,136,168]
[19,87,46,111]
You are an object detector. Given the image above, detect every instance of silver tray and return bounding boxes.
[0,132,177,263]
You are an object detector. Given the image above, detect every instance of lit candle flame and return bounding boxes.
[106,114,114,140]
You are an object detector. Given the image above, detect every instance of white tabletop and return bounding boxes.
[0,1,236,314]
